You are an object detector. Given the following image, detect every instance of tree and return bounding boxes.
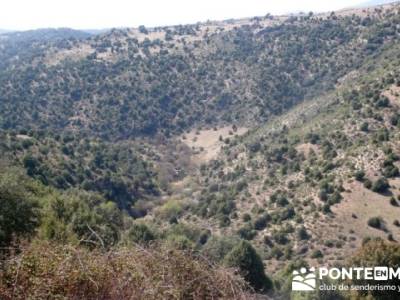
[138,25,148,34]
[354,170,365,182]
[372,177,390,194]
[201,236,238,263]
[237,224,256,240]
[360,122,369,132]
[0,171,40,247]
[297,226,309,240]
[367,217,385,230]
[350,238,400,299]
[224,240,272,292]
[253,213,270,230]
[41,191,123,248]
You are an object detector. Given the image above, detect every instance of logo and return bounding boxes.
[292,267,316,291]
[374,267,388,281]
[291,266,400,292]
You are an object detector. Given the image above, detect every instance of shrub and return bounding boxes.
[367,217,384,230]
[297,226,310,240]
[40,191,123,248]
[363,178,372,189]
[270,246,284,259]
[383,164,399,178]
[276,196,289,207]
[328,191,342,205]
[280,207,296,220]
[126,223,155,245]
[354,170,365,182]
[390,197,398,207]
[237,224,257,240]
[224,240,272,292]
[322,204,331,214]
[235,180,248,192]
[138,25,148,34]
[0,170,40,247]
[165,234,194,250]
[253,213,271,231]
[311,249,323,258]
[242,213,251,222]
[273,232,289,245]
[349,239,400,300]
[318,189,328,201]
[372,178,390,194]
[201,236,238,263]
[360,122,369,132]
[0,241,249,299]
[156,200,183,221]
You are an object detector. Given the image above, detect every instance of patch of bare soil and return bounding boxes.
[296,143,320,158]
[382,84,400,106]
[45,44,95,66]
[180,126,247,164]
[312,179,400,261]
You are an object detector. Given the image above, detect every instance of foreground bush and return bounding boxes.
[224,240,273,292]
[349,238,400,300]
[0,241,251,300]
[0,169,40,247]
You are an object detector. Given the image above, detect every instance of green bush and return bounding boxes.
[201,236,238,263]
[0,170,40,247]
[297,226,310,240]
[242,213,251,222]
[360,122,369,132]
[156,200,183,221]
[367,217,384,230]
[224,240,272,292]
[127,223,155,245]
[311,249,323,258]
[237,224,257,240]
[363,178,372,189]
[354,170,365,182]
[372,178,389,194]
[253,213,271,231]
[350,239,400,300]
[390,197,398,207]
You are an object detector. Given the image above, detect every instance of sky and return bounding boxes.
[0,0,369,30]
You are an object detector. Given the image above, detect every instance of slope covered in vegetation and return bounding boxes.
[1,5,400,139]
[2,2,400,299]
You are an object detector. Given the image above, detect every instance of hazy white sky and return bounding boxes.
[1,0,366,30]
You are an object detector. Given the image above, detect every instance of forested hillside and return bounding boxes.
[1,6,399,139]
[2,2,400,299]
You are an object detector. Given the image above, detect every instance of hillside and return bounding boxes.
[1,2,400,299]
[2,5,399,139]
[358,0,399,7]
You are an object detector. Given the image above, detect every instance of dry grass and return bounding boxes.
[332,179,400,242]
[181,126,247,163]
[0,241,252,300]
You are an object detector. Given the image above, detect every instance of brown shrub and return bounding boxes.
[0,241,251,300]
